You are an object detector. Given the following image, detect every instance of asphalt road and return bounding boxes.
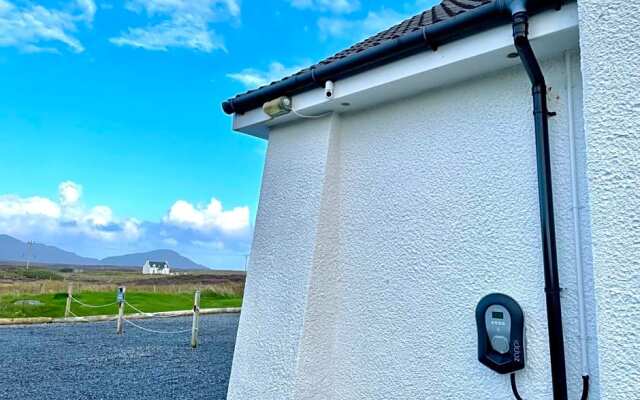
[0,314,239,400]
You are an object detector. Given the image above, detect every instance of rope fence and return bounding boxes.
[124,318,193,335]
[124,301,178,319]
[123,301,147,315]
[67,309,86,320]
[70,296,118,308]
[123,300,194,334]
[64,285,203,348]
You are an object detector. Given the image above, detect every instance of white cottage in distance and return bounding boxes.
[142,260,171,275]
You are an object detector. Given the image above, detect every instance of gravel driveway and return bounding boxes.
[0,314,239,400]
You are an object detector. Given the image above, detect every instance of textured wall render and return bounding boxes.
[229,53,598,399]
[227,116,339,400]
[323,54,595,400]
[577,1,640,399]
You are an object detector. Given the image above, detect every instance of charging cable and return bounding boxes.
[510,373,589,400]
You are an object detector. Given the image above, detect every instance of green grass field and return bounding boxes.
[0,290,243,319]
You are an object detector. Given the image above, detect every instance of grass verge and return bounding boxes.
[0,291,242,319]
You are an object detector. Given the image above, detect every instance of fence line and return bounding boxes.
[70,296,118,309]
[123,318,193,335]
[123,301,147,315]
[122,299,195,335]
[124,301,178,319]
[67,309,84,319]
[64,289,203,346]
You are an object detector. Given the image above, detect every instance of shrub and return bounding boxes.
[21,269,63,281]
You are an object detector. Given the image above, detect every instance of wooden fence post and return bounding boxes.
[65,283,73,318]
[116,286,126,335]
[191,289,201,348]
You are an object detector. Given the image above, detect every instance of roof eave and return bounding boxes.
[232,2,579,138]
[222,0,560,116]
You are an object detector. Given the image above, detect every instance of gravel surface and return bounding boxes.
[0,314,239,400]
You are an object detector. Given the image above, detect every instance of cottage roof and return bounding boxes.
[222,0,559,115]
[148,261,169,268]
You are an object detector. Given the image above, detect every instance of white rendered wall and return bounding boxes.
[227,115,340,400]
[577,1,640,399]
[228,54,598,399]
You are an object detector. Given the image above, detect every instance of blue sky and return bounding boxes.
[0,0,436,269]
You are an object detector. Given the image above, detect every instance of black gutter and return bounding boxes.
[222,0,556,115]
[511,11,569,400]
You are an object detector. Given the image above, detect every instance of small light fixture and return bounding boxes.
[507,52,519,59]
[262,96,292,118]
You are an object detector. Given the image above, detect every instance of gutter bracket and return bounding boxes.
[310,67,320,83]
[421,27,438,51]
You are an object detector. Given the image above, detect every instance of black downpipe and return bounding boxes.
[581,375,590,400]
[512,12,568,400]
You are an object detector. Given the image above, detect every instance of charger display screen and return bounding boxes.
[492,311,504,320]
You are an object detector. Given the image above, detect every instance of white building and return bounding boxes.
[142,260,171,275]
[222,1,639,399]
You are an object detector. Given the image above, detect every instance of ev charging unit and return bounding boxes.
[476,293,525,374]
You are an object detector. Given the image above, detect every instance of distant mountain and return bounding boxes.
[101,250,207,270]
[0,234,207,270]
[0,234,99,266]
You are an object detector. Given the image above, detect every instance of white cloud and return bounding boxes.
[227,61,308,89]
[110,0,240,53]
[222,0,240,17]
[122,219,142,240]
[289,0,359,14]
[110,20,226,52]
[318,8,406,41]
[163,237,178,246]
[192,240,224,250]
[21,44,62,54]
[59,181,83,205]
[76,0,97,23]
[0,195,61,219]
[0,0,95,53]
[165,198,249,233]
[84,205,113,227]
[0,181,141,242]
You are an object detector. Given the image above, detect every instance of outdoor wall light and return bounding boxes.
[262,96,292,118]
